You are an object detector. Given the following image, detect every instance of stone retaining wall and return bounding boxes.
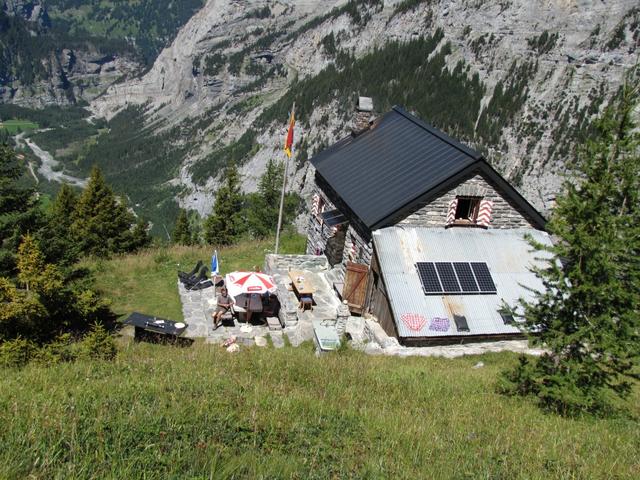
[264,254,329,275]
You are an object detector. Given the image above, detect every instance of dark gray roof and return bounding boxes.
[311,106,546,230]
[311,106,482,228]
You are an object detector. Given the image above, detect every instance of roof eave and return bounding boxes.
[369,160,483,229]
[369,159,548,231]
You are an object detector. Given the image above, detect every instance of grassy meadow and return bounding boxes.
[1,235,638,478]
[0,119,39,134]
[82,233,306,320]
[0,343,638,479]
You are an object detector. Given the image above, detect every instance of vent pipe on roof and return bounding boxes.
[352,96,374,136]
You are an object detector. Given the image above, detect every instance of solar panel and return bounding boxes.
[416,262,497,295]
[453,262,479,292]
[435,262,461,292]
[471,262,497,293]
[416,262,442,294]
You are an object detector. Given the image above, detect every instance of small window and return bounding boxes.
[455,196,481,222]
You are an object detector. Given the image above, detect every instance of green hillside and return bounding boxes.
[1,342,638,478]
[0,0,204,86]
[83,234,307,321]
[46,0,205,65]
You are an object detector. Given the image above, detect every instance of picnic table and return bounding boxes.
[288,270,316,310]
[124,312,188,343]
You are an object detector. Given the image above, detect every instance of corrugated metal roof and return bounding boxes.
[311,106,482,229]
[372,227,554,339]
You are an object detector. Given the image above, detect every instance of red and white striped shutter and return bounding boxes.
[311,194,320,216]
[477,200,494,227]
[446,198,458,226]
[349,235,357,261]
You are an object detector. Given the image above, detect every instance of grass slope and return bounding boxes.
[83,234,306,320]
[0,343,638,479]
[0,119,39,134]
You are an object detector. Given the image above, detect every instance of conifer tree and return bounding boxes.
[2,234,105,341]
[39,184,79,266]
[246,159,300,238]
[0,144,41,276]
[173,209,193,245]
[71,166,148,256]
[128,219,152,252]
[500,75,640,415]
[204,162,244,245]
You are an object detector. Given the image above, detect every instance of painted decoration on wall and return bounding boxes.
[401,313,427,332]
[429,317,450,332]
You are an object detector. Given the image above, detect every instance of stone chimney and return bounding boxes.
[352,96,374,135]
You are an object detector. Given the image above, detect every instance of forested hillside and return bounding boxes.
[0,0,204,105]
[2,0,638,236]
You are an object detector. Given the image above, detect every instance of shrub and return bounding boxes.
[79,323,117,361]
[36,333,78,364]
[0,337,38,368]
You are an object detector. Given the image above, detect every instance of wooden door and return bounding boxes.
[342,262,369,314]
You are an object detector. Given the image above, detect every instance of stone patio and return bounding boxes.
[177,255,344,347]
[178,282,276,346]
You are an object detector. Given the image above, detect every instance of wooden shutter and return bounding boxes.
[476,200,494,227]
[311,194,320,215]
[342,262,369,314]
[445,198,458,226]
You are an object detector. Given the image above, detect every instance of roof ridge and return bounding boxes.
[391,105,482,160]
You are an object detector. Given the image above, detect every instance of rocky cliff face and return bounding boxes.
[86,0,639,219]
[0,0,142,107]
[1,48,140,108]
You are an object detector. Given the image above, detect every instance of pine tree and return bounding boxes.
[52,184,77,228]
[173,209,193,245]
[71,166,148,256]
[500,75,640,415]
[247,158,283,238]
[131,219,152,251]
[204,162,244,245]
[246,159,300,238]
[39,184,79,266]
[0,143,41,276]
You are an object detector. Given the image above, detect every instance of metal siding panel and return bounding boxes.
[372,228,553,338]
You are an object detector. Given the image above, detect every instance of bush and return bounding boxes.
[79,323,117,361]
[36,333,78,364]
[0,337,38,368]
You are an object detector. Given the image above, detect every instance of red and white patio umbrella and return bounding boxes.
[225,271,277,298]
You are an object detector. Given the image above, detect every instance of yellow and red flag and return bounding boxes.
[284,105,295,158]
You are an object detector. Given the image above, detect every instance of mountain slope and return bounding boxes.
[6,0,639,234]
[0,0,205,106]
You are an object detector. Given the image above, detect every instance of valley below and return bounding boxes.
[1,0,638,234]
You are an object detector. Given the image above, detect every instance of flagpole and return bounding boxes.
[275,103,295,255]
[274,154,289,254]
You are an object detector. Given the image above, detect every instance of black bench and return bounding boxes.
[124,312,191,345]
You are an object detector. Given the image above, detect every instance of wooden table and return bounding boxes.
[288,270,316,296]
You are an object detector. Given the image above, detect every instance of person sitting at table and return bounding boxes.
[212,287,234,330]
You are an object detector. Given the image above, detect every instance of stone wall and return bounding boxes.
[264,254,329,275]
[397,172,540,229]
